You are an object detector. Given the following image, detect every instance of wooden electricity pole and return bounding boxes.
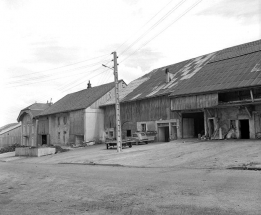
[112,51,122,152]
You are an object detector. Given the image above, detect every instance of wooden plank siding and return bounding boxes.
[69,110,84,135]
[103,95,177,130]
[90,88,114,109]
[38,117,49,134]
[171,94,218,111]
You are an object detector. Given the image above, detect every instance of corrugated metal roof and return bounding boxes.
[121,52,216,102]
[39,82,115,116]
[170,49,261,97]
[100,39,261,106]
[0,123,20,133]
[0,123,21,135]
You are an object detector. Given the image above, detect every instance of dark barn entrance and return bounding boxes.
[42,135,47,145]
[239,119,250,139]
[158,124,170,142]
[182,112,205,138]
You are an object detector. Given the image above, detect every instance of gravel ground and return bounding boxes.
[0,139,261,214]
[0,162,261,215]
[3,139,260,169]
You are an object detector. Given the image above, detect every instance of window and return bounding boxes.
[27,124,30,135]
[63,117,67,125]
[63,131,66,143]
[127,130,131,137]
[141,123,146,132]
[32,125,34,134]
[58,117,60,126]
[109,131,114,138]
[58,132,60,140]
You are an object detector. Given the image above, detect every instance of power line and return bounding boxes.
[119,0,187,56]
[116,0,174,52]
[120,0,203,64]
[6,66,104,88]
[6,58,111,85]
[58,67,103,92]
[61,68,111,93]
[8,53,110,79]
[59,60,113,92]
[6,58,112,87]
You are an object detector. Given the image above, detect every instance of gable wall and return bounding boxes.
[90,82,126,109]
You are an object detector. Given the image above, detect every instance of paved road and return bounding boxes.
[0,161,261,215]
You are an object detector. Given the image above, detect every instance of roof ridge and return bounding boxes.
[67,81,115,95]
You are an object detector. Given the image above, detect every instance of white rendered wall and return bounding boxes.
[84,107,105,142]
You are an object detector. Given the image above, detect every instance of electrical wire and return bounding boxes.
[61,68,111,93]
[119,0,187,56]
[6,58,111,85]
[120,0,203,64]
[116,0,174,52]
[8,53,110,79]
[6,66,104,88]
[59,60,113,92]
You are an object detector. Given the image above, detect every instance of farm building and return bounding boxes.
[101,39,261,141]
[17,102,51,146]
[0,123,21,148]
[36,81,126,146]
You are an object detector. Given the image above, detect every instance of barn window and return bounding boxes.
[58,117,60,126]
[58,132,60,140]
[63,117,67,124]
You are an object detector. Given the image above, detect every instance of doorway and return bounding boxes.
[42,135,47,145]
[182,112,204,138]
[158,126,170,142]
[239,120,250,139]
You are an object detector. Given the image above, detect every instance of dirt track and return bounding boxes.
[0,139,261,214]
[1,162,261,215]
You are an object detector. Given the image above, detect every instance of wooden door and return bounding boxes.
[183,118,194,138]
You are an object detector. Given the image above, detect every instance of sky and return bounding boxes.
[0,0,260,127]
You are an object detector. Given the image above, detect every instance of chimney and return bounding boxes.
[87,80,91,89]
[165,68,170,83]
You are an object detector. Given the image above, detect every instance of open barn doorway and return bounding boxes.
[182,112,204,138]
[239,119,250,139]
[158,124,170,142]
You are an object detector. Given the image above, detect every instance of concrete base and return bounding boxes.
[15,147,56,157]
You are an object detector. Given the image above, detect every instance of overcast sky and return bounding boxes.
[0,0,260,127]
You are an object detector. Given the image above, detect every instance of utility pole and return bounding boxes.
[112,51,122,152]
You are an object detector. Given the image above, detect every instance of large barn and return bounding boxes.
[101,39,261,141]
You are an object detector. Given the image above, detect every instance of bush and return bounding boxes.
[0,143,27,154]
